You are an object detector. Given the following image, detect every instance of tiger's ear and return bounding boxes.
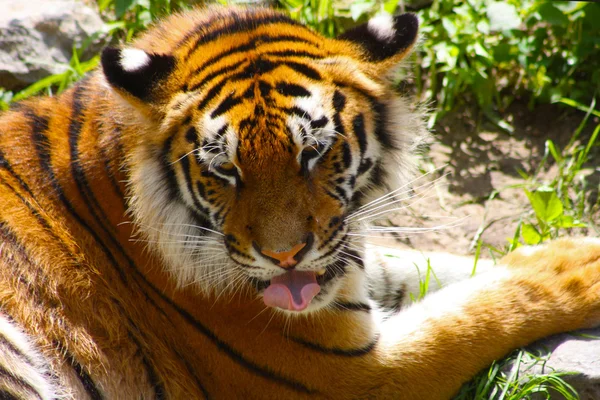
[338,13,418,63]
[101,47,176,101]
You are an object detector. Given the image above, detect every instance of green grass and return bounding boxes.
[454,348,579,400]
[1,0,598,398]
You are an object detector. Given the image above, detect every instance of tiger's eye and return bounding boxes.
[213,162,240,185]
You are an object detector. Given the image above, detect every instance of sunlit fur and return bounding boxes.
[118,7,428,311]
[0,6,599,399]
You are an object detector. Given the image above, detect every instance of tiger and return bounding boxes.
[0,5,599,399]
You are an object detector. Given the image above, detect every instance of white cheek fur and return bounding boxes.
[128,153,233,294]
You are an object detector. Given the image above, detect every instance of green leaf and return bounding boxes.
[115,0,136,18]
[525,187,564,223]
[472,42,491,59]
[441,16,457,38]
[522,224,542,245]
[350,0,374,21]
[555,215,587,229]
[487,2,521,31]
[558,97,600,117]
[476,20,490,35]
[434,43,459,69]
[12,73,67,102]
[383,0,398,15]
[545,140,563,163]
[537,3,570,26]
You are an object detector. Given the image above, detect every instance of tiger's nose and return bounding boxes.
[254,234,314,269]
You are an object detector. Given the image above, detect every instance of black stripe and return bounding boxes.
[357,158,373,176]
[316,231,349,256]
[371,100,395,150]
[159,135,181,203]
[371,161,386,188]
[291,336,378,357]
[352,114,367,158]
[332,90,346,112]
[0,334,37,369]
[282,62,321,81]
[0,389,20,400]
[197,80,227,112]
[334,185,349,205]
[276,82,311,98]
[282,106,310,120]
[0,364,43,400]
[324,189,344,205]
[69,87,120,247]
[332,83,396,151]
[210,94,242,118]
[175,351,211,400]
[187,60,246,92]
[152,293,313,394]
[193,60,319,104]
[0,227,63,317]
[216,125,228,141]
[180,155,212,217]
[125,330,167,400]
[98,126,126,200]
[310,116,328,129]
[0,198,64,310]
[188,34,317,79]
[64,351,103,400]
[27,107,129,285]
[341,142,352,169]
[332,80,377,107]
[265,49,323,59]
[186,126,200,146]
[392,284,407,312]
[341,248,364,269]
[182,13,305,60]
[19,100,316,396]
[0,151,35,200]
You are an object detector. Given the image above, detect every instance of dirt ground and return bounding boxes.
[383,102,600,258]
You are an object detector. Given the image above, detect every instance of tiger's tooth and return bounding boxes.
[317,269,326,276]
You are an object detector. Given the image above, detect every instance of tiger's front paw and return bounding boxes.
[501,237,600,328]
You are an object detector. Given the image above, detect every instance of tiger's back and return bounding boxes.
[1,6,600,400]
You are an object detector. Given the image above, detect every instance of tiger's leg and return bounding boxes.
[286,238,600,399]
[362,238,600,399]
[0,314,59,399]
[366,244,495,311]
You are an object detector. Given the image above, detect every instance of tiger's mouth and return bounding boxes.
[252,263,345,312]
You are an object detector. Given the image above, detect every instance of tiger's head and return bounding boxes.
[100,7,426,313]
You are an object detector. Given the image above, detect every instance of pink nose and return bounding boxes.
[260,242,307,269]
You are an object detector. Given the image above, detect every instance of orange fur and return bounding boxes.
[0,6,598,399]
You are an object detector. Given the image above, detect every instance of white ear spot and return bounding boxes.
[120,48,151,72]
[367,14,396,42]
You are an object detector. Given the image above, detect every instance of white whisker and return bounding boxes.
[346,169,447,220]
[170,148,199,165]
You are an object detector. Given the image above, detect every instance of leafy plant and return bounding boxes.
[514,98,600,246]
[277,0,398,37]
[455,348,579,400]
[97,0,203,40]
[0,48,100,111]
[414,0,600,122]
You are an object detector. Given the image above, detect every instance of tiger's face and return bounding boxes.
[101,7,425,313]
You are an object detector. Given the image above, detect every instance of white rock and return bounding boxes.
[0,0,106,90]
[507,328,600,400]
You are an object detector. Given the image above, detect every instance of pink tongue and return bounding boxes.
[263,270,321,311]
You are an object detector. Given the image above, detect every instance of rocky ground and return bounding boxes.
[385,102,600,258]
